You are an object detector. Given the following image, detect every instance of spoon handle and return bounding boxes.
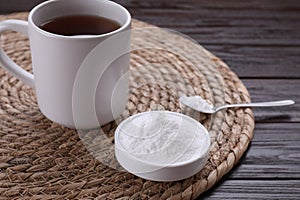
[217,100,295,111]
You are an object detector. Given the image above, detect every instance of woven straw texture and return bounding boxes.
[0,13,255,199]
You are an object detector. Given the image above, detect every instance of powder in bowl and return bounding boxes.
[115,111,211,182]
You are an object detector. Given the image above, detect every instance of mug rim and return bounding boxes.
[28,0,131,39]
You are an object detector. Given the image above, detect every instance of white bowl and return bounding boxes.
[115,111,211,182]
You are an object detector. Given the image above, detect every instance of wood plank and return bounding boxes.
[117,0,300,11]
[241,79,300,122]
[118,0,300,27]
[124,3,300,47]
[122,0,299,80]
[201,180,300,199]
[204,45,300,79]
[0,0,45,13]
[115,0,300,79]
[227,123,300,179]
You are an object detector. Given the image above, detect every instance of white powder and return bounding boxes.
[118,111,209,165]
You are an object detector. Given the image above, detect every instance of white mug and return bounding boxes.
[0,0,131,129]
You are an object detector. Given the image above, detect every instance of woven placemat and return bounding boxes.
[0,12,255,199]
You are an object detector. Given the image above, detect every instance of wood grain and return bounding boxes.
[115,0,300,79]
[230,123,300,179]
[202,180,300,199]
[243,79,300,122]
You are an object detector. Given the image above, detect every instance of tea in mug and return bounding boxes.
[39,15,121,36]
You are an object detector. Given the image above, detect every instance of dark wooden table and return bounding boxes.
[1,0,299,199]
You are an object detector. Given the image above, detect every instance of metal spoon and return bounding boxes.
[179,95,295,114]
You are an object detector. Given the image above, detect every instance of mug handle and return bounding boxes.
[0,20,35,88]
